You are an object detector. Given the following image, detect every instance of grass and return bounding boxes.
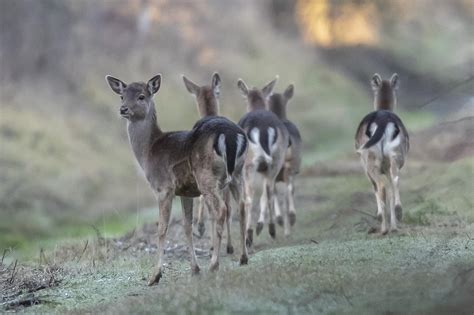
[1,157,472,314]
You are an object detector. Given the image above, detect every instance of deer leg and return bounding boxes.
[224,189,234,254]
[180,197,200,275]
[288,175,297,226]
[196,195,206,237]
[206,198,216,253]
[375,182,388,235]
[388,158,402,231]
[280,183,291,237]
[274,184,284,227]
[274,180,284,227]
[230,179,248,265]
[148,190,173,286]
[205,191,226,272]
[266,179,277,239]
[368,166,387,235]
[244,166,256,247]
[256,179,268,236]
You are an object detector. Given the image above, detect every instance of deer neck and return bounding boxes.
[248,101,266,112]
[198,100,219,117]
[127,104,162,168]
[374,99,395,111]
[271,106,287,119]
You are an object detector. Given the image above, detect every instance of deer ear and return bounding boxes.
[147,74,162,95]
[182,75,200,96]
[237,79,249,97]
[211,72,221,89]
[262,76,278,97]
[105,75,127,95]
[371,73,382,90]
[390,73,399,90]
[284,84,294,100]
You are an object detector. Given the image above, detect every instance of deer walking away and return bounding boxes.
[355,73,410,235]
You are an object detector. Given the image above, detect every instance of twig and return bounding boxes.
[8,260,18,284]
[417,75,474,109]
[420,231,427,242]
[353,208,376,219]
[310,239,319,244]
[1,249,8,265]
[464,233,472,249]
[76,240,89,263]
[340,285,353,306]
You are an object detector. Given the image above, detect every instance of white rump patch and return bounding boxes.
[383,122,401,155]
[369,122,378,137]
[249,128,272,164]
[250,128,260,144]
[218,134,227,160]
[236,133,245,159]
[268,127,276,152]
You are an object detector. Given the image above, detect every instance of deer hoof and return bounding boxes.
[289,212,296,226]
[269,223,276,239]
[395,205,403,221]
[147,270,162,286]
[240,255,248,265]
[246,229,253,247]
[256,222,264,235]
[192,265,200,275]
[209,262,219,272]
[276,216,284,226]
[227,244,234,254]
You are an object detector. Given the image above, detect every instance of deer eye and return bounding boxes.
[138,95,145,101]
[120,96,124,100]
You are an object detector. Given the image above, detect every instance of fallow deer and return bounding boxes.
[105,74,248,286]
[268,84,302,236]
[355,73,409,234]
[182,72,248,256]
[237,77,290,246]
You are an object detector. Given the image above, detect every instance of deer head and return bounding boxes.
[268,84,294,119]
[182,72,221,117]
[105,74,162,121]
[237,76,278,111]
[371,73,399,111]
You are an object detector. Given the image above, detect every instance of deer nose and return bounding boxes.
[120,106,129,115]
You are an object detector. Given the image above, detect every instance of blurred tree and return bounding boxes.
[0,0,74,83]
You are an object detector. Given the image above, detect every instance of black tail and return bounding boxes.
[361,110,405,150]
[249,127,276,157]
[218,133,247,176]
[363,119,389,149]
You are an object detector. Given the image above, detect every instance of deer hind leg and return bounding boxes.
[196,195,206,237]
[367,166,388,235]
[274,183,284,227]
[148,189,174,286]
[229,178,248,265]
[388,158,402,231]
[266,178,277,239]
[287,175,297,227]
[181,197,200,275]
[244,165,256,248]
[256,178,268,236]
[278,183,291,237]
[204,191,226,272]
[224,189,234,254]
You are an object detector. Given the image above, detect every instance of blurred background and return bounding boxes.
[0,0,472,257]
